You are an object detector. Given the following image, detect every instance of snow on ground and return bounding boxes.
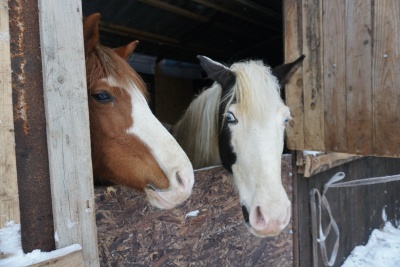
[341,208,400,267]
[0,221,81,267]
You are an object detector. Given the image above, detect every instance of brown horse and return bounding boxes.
[83,13,194,209]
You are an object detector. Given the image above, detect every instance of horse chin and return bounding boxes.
[144,188,176,209]
[246,224,285,238]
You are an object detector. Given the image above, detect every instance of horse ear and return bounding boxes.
[114,40,139,60]
[197,55,236,90]
[272,55,305,87]
[83,13,101,55]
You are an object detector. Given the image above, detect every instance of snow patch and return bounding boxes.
[341,222,400,267]
[185,210,200,218]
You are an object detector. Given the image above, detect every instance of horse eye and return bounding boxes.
[92,92,113,103]
[226,112,237,124]
[284,116,291,124]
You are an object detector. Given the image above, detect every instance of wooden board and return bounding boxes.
[372,0,400,157]
[0,0,20,244]
[284,0,400,157]
[37,1,99,266]
[95,155,293,266]
[29,250,84,267]
[283,0,304,150]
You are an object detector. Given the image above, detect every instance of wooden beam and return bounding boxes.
[303,152,363,177]
[28,248,84,267]
[136,0,261,40]
[236,0,282,21]
[136,0,209,22]
[0,0,20,241]
[38,1,99,266]
[98,21,231,59]
[192,0,281,32]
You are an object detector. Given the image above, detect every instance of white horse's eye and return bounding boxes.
[226,112,238,124]
[284,116,291,124]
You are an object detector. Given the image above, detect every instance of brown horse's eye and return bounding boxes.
[92,92,113,103]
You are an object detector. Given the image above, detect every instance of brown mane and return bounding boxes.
[85,44,148,100]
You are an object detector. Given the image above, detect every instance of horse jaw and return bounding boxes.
[125,86,195,209]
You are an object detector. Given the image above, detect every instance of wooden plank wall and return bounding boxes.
[0,0,20,248]
[296,156,400,266]
[284,0,400,157]
[38,1,99,266]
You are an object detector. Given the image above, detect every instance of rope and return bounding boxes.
[310,172,400,267]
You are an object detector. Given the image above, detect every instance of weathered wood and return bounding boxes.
[284,0,400,158]
[0,0,20,245]
[346,0,373,155]
[301,0,325,151]
[38,1,99,266]
[28,249,84,267]
[323,0,347,152]
[283,0,305,150]
[372,0,400,157]
[9,0,56,253]
[95,155,293,266]
[303,152,363,178]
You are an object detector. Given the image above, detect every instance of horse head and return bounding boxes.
[176,55,304,236]
[83,13,194,209]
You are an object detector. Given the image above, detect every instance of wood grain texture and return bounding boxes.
[301,0,325,151]
[323,0,347,152]
[283,0,305,150]
[0,0,20,235]
[285,0,400,157]
[372,0,400,157]
[95,155,293,266]
[346,0,373,155]
[37,1,99,266]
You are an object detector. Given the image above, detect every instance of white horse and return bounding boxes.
[172,55,304,236]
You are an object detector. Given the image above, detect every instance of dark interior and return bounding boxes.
[82,0,284,67]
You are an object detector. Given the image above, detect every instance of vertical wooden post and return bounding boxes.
[38,1,99,266]
[0,0,20,243]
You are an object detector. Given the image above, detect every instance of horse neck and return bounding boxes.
[173,84,222,169]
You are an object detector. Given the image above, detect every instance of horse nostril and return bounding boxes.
[241,205,250,224]
[146,184,156,191]
[256,206,264,223]
[176,172,184,187]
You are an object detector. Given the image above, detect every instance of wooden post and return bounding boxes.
[0,0,20,255]
[38,1,99,266]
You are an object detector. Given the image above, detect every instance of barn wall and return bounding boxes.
[284,0,400,157]
[154,63,195,125]
[296,156,400,266]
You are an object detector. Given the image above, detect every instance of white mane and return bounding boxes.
[172,85,221,168]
